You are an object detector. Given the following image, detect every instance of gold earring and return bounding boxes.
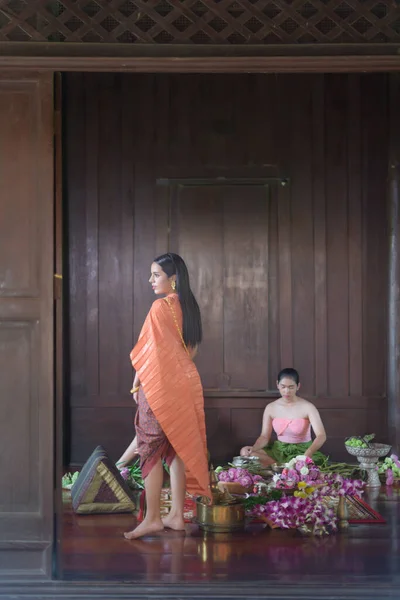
[171,281,176,291]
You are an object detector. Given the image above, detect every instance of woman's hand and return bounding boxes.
[240,446,253,457]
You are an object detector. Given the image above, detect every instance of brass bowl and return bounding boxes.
[195,499,245,533]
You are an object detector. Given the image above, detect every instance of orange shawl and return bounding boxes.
[130,294,211,500]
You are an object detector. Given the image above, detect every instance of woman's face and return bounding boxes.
[277,377,299,400]
[149,262,175,295]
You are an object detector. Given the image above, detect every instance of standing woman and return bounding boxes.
[123,253,211,540]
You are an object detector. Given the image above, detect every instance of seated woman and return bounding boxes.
[240,368,327,467]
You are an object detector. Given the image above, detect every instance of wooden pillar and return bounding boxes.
[387,73,400,453]
[0,71,54,578]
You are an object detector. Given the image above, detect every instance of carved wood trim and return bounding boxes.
[0,0,399,45]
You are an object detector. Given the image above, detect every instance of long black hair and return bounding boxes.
[277,368,300,385]
[154,253,202,347]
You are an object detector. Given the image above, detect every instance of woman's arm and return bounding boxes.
[251,408,273,452]
[117,436,138,468]
[131,372,140,403]
[305,405,327,457]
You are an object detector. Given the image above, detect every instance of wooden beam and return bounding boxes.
[0,42,400,72]
[1,42,400,58]
[0,580,399,598]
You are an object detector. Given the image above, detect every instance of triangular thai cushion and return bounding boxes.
[71,445,136,514]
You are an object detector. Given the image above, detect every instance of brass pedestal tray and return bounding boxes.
[345,442,391,488]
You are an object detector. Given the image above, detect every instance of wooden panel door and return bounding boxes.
[0,72,54,578]
[167,181,279,392]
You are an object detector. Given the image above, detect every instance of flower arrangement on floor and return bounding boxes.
[272,455,364,495]
[248,455,365,536]
[62,471,79,490]
[378,454,400,485]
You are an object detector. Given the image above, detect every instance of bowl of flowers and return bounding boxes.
[378,454,400,485]
[345,434,391,487]
[232,455,273,478]
[216,466,264,494]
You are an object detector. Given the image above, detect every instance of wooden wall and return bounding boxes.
[65,73,389,466]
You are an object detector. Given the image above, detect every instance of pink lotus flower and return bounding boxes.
[120,468,129,480]
[386,468,394,486]
[228,468,237,481]
[287,469,299,481]
[390,454,400,469]
[308,468,320,480]
[238,475,253,487]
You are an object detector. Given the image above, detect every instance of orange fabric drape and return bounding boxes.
[130,294,211,500]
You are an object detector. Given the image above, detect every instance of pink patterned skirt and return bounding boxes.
[135,388,176,479]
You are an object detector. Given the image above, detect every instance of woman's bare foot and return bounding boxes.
[162,514,186,531]
[124,518,164,540]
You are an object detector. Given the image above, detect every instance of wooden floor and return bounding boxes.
[60,486,400,593]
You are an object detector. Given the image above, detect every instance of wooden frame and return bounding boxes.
[0,36,399,600]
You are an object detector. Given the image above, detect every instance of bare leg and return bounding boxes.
[162,455,186,531]
[117,436,138,468]
[124,459,164,539]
